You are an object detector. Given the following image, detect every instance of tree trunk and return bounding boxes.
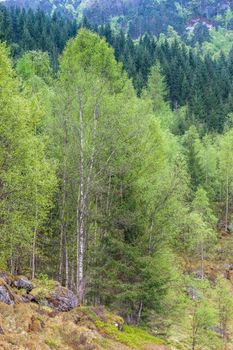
[65,231,69,288]
[59,119,68,283]
[148,220,154,255]
[32,225,37,279]
[225,172,229,232]
[137,301,143,325]
[70,228,76,291]
[76,93,85,303]
[59,174,66,283]
[76,93,98,303]
[200,241,204,279]
[32,204,38,279]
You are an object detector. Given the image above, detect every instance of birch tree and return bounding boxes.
[57,29,126,302]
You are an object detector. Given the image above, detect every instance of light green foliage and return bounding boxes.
[96,320,164,348]
[202,28,233,58]
[143,64,168,112]
[52,28,190,324]
[192,187,216,227]
[217,129,233,229]
[224,9,233,29]
[180,188,217,278]
[215,276,233,345]
[0,43,56,273]
[16,51,53,84]
[176,279,220,350]
[32,275,57,301]
[196,135,218,195]
[143,64,175,129]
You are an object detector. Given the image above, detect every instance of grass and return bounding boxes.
[45,338,60,348]
[95,320,165,349]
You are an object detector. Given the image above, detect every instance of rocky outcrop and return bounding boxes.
[46,285,78,312]
[0,278,22,305]
[0,286,14,305]
[14,277,33,293]
[0,273,77,312]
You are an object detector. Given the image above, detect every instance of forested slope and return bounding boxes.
[2,5,233,132]
[1,3,233,350]
[2,0,233,37]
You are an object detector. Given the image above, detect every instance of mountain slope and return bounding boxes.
[2,0,233,37]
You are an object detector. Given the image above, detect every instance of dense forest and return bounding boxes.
[1,2,233,350]
[2,0,233,37]
[2,5,233,133]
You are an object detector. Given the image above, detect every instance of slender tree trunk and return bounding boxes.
[59,119,68,283]
[32,180,38,279]
[77,197,85,302]
[59,174,66,283]
[65,231,69,288]
[200,241,204,279]
[32,207,38,279]
[76,94,98,303]
[148,220,154,255]
[225,172,229,232]
[76,93,85,303]
[104,173,111,237]
[137,301,143,325]
[106,173,111,214]
[70,227,76,291]
[32,229,37,279]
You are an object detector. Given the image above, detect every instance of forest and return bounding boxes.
[1,3,233,350]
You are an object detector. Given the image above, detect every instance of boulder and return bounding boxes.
[14,277,33,293]
[0,272,77,312]
[46,285,78,312]
[0,278,22,305]
[0,286,14,305]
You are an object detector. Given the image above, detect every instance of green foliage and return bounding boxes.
[202,28,233,58]
[1,12,233,350]
[0,5,77,69]
[0,41,56,275]
[16,51,53,84]
[95,320,164,348]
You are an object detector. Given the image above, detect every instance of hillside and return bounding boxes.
[1,0,233,348]
[0,273,168,350]
[2,0,233,37]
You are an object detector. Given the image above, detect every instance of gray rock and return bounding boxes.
[14,277,33,293]
[47,286,78,312]
[211,326,227,337]
[0,286,14,305]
